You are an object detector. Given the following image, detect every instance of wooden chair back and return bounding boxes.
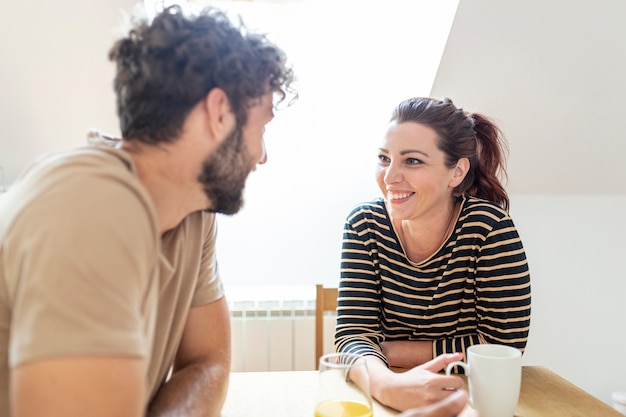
[315,284,338,369]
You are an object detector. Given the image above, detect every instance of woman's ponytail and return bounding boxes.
[465,113,509,211]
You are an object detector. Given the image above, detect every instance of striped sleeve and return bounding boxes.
[335,204,388,364]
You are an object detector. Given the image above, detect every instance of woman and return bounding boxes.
[335,97,531,411]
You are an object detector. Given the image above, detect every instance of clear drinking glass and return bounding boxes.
[314,353,373,417]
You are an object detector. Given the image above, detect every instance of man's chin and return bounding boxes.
[202,197,245,216]
[204,207,243,216]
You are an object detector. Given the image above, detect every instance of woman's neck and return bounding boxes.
[395,200,460,263]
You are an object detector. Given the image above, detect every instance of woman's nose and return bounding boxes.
[384,162,401,183]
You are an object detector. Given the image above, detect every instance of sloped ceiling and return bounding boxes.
[431,0,626,194]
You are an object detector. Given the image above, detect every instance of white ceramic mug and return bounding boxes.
[445,344,522,417]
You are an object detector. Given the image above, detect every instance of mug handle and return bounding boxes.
[445,360,469,376]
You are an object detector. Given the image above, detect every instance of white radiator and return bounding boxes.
[226,286,337,372]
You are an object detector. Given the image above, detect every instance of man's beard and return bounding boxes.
[198,126,254,215]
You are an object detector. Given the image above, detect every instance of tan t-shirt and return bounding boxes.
[0,143,224,414]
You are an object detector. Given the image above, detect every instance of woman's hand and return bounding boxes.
[416,352,464,374]
[367,353,465,411]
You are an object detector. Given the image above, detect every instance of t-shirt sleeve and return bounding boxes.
[7,175,159,367]
[189,212,224,308]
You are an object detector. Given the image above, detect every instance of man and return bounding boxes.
[0,5,294,417]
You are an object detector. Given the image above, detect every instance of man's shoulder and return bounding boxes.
[16,145,143,200]
[10,145,135,191]
[1,145,157,243]
[42,144,135,176]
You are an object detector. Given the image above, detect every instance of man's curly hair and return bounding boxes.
[108,5,296,143]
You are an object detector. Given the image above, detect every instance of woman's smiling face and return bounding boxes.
[376,121,459,221]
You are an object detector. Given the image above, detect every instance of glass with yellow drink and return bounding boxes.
[315,353,373,417]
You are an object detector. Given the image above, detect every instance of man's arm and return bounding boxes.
[11,357,146,417]
[147,296,231,417]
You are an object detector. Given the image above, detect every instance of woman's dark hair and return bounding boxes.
[390,97,510,211]
[108,5,296,144]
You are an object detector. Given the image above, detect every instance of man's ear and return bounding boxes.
[204,88,236,144]
[449,157,470,188]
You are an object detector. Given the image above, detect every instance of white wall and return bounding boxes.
[431,0,626,405]
[0,0,136,184]
[508,194,626,405]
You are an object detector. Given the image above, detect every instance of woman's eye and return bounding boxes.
[406,158,422,166]
[378,154,390,164]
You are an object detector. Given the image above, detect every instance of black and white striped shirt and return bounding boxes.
[335,196,531,364]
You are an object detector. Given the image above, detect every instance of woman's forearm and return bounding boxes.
[381,340,433,369]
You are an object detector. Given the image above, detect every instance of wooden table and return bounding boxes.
[515,366,623,417]
[221,366,623,417]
